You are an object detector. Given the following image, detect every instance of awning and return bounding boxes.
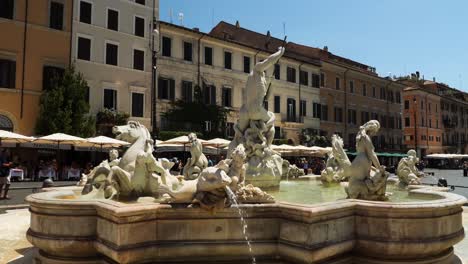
[346,151,407,157]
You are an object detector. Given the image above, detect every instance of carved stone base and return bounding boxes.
[244,153,283,189]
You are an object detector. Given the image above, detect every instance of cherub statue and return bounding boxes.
[396,149,424,186]
[183,133,208,180]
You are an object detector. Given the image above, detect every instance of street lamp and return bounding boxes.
[151,17,159,144]
[413,96,418,156]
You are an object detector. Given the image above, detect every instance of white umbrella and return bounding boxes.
[203,138,230,155]
[0,130,35,144]
[81,136,130,150]
[160,136,207,145]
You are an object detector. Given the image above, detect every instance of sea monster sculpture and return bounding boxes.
[320,135,350,184]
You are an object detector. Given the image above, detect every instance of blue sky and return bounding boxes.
[160,0,468,91]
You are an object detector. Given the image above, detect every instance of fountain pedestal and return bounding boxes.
[26,186,466,264]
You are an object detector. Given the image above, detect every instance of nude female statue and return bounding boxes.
[345,120,388,200]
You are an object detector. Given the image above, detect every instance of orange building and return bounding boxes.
[402,86,443,157]
[0,0,72,135]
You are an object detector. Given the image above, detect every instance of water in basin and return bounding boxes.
[269,180,439,204]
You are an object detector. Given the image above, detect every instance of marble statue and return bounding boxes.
[344,120,389,201]
[227,47,285,188]
[396,149,423,186]
[158,144,275,208]
[183,133,208,180]
[320,135,350,184]
[80,149,120,192]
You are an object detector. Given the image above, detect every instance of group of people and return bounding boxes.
[289,157,325,175]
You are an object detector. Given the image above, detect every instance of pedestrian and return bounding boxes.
[207,155,214,167]
[0,149,12,199]
[463,161,468,177]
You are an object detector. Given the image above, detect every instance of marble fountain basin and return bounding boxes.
[26,182,466,264]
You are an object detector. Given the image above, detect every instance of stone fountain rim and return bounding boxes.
[26,185,467,217]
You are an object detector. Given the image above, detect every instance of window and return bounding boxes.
[320,73,325,87]
[0,59,16,88]
[0,115,14,131]
[162,37,171,57]
[361,111,370,124]
[107,9,119,31]
[313,103,321,118]
[105,43,118,66]
[104,89,117,110]
[372,86,376,97]
[204,47,213,65]
[222,87,232,107]
[49,1,64,30]
[181,81,192,102]
[421,101,424,110]
[321,105,328,121]
[405,117,410,127]
[77,37,91,60]
[42,66,64,90]
[274,96,281,113]
[404,100,409,109]
[286,98,296,122]
[131,93,144,117]
[79,1,92,24]
[0,0,14,19]
[397,116,402,129]
[380,87,386,100]
[224,51,232,69]
[396,92,401,103]
[335,77,340,90]
[183,42,193,62]
[362,84,367,96]
[347,109,357,125]
[312,74,320,88]
[287,67,296,83]
[158,77,175,100]
[334,107,343,123]
[299,70,308,85]
[134,16,145,37]
[274,64,280,80]
[204,85,216,105]
[243,56,251,73]
[135,0,145,5]
[300,100,307,117]
[429,119,432,128]
[133,49,144,70]
[349,81,354,93]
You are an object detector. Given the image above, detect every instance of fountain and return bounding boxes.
[25,47,466,264]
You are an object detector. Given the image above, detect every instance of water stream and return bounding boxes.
[225,186,256,264]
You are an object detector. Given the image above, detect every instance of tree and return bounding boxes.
[36,66,95,137]
[300,128,330,147]
[96,108,129,137]
[161,85,230,138]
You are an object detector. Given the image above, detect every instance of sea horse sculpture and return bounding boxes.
[323,120,388,200]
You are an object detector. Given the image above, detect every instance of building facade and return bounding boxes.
[71,0,159,130]
[401,77,468,155]
[0,0,73,135]
[157,21,321,144]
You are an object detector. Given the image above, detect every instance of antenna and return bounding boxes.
[211,8,214,27]
[282,22,286,38]
[178,12,184,26]
[169,8,173,23]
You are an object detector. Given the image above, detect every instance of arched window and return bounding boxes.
[0,115,13,131]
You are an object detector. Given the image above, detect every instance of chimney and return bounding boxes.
[416,71,420,79]
[323,46,328,52]
[235,20,240,28]
[433,77,436,82]
[193,27,199,32]
[266,30,271,38]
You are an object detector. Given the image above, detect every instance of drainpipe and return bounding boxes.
[298,63,304,123]
[197,35,205,87]
[20,0,29,119]
[68,0,74,67]
[343,69,349,147]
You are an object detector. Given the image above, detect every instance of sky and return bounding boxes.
[160,0,468,91]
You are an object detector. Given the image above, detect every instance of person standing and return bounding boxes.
[0,149,12,199]
[463,161,468,177]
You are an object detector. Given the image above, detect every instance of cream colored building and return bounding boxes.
[71,0,159,129]
[157,21,321,143]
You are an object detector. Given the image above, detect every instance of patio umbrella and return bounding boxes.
[81,136,130,152]
[34,133,87,179]
[160,136,207,160]
[203,138,230,155]
[0,130,35,145]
